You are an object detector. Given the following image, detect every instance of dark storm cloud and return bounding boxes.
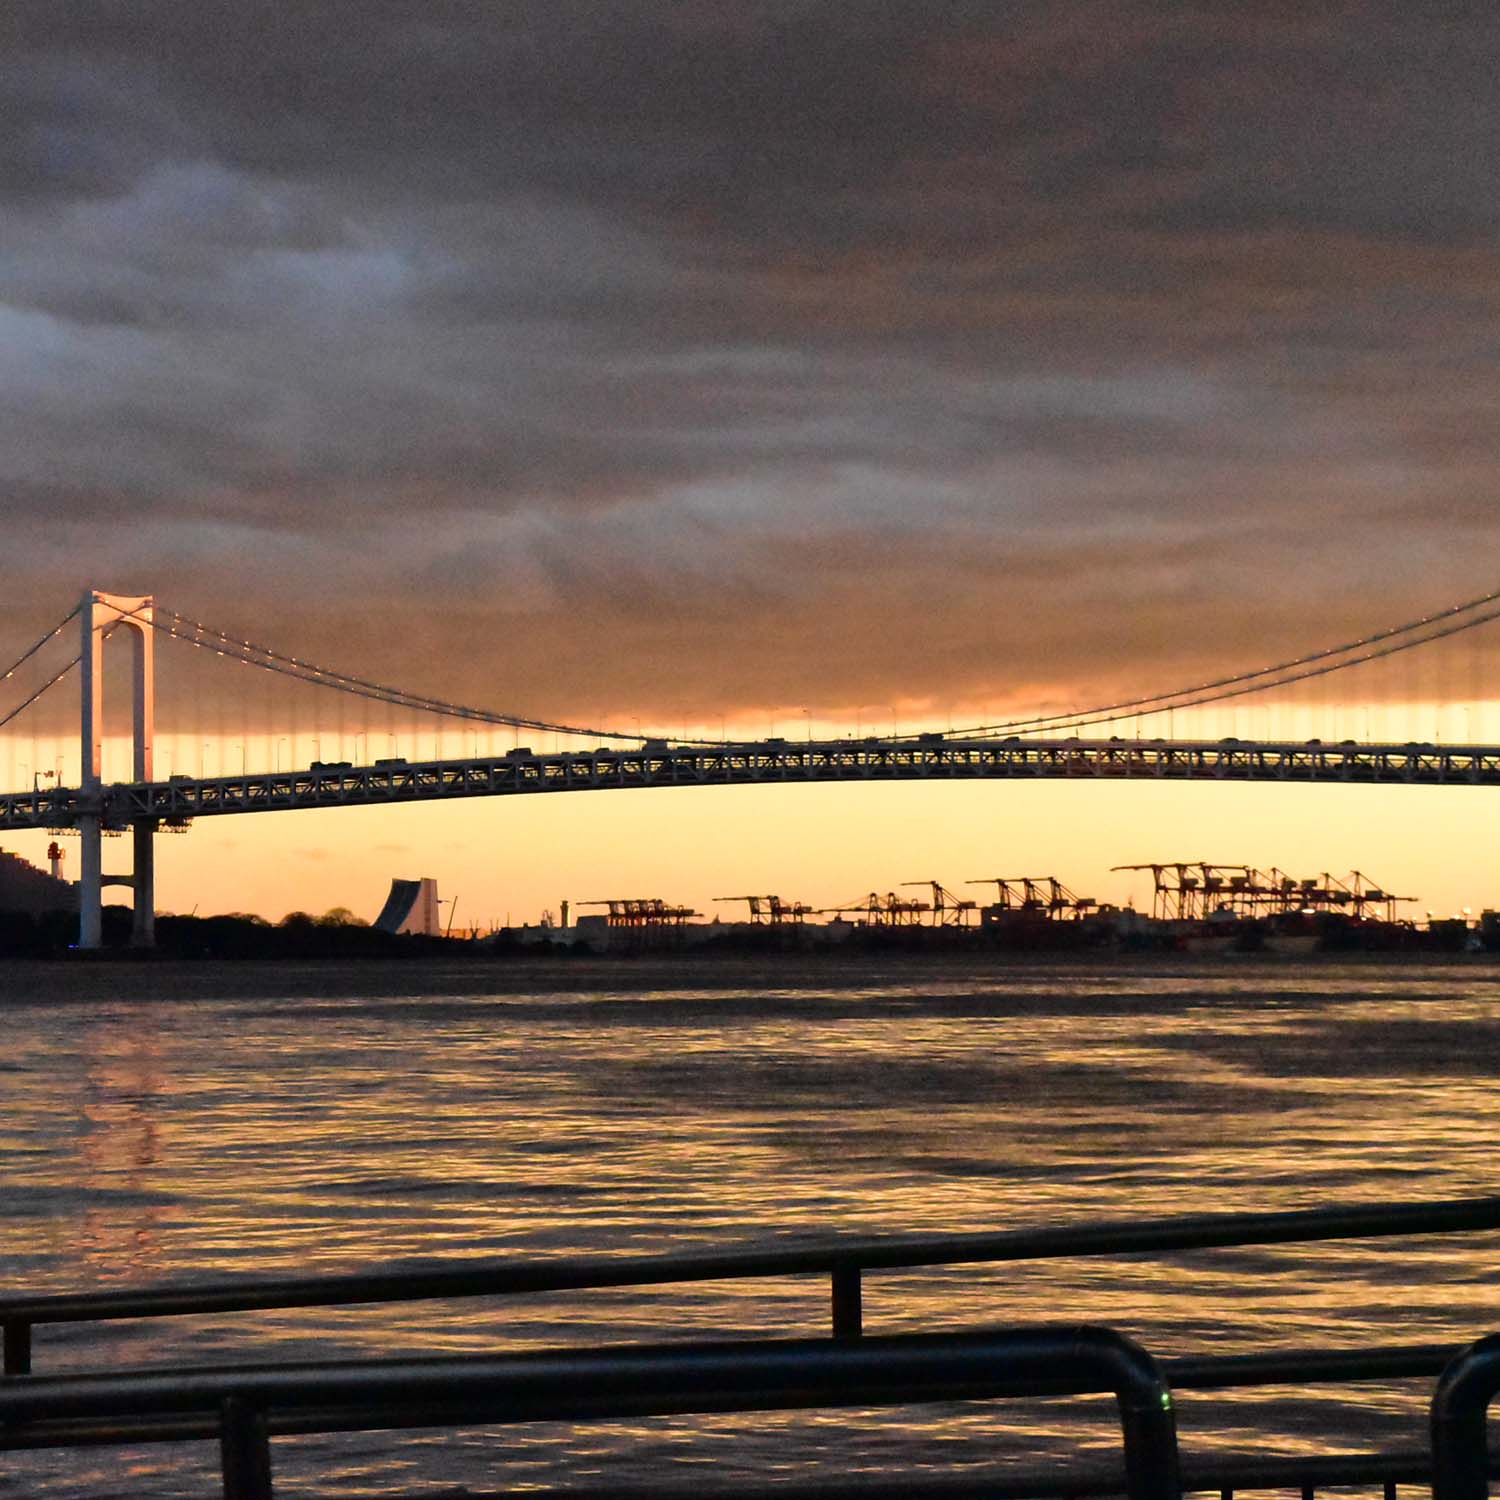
[5,2,1500,716]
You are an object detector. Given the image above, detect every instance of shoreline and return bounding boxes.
[4,946,1498,1004]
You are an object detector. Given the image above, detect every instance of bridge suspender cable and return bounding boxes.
[72,584,1500,757]
[943,584,1500,740]
[961,602,1500,741]
[136,606,655,744]
[960,587,1500,737]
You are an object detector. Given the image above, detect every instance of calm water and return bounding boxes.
[3,956,1500,1496]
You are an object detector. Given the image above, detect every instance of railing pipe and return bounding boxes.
[1431,1332,1500,1500]
[1166,1341,1460,1389]
[3,1195,1495,1344]
[0,1343,1464,1454]
[340,1453,1481,1500]
[0,1328,1180,1500]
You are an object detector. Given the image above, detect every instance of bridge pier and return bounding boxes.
[131,819,155,948]
[76,591,156,952]
[79,815,102,950]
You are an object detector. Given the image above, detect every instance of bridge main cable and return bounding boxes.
[145,606,667,745]
[0,604,80,687]
[0,655,84,732]
[0,607,121,734]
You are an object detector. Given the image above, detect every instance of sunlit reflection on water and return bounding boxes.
[3,958,1500,1494]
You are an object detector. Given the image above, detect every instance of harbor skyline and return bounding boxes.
[8,6,1500,930]
[4,766,1500,932]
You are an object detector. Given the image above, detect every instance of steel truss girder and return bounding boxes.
[4,737,1500,830]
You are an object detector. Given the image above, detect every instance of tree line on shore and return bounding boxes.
[0,906,476,959]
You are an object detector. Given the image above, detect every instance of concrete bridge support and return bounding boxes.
[78,591,155,951]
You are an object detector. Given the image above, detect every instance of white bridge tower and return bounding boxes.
[78,590,156,950]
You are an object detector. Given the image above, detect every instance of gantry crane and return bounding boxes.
[1112,863,1208,921]
[1113,863,1417,923]
[820,891,930,927]
[578,898,699,928]
[713,895,813,924]
[900,880,977,927]
[967,877,1096,919]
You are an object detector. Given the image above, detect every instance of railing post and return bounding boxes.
[1431,1332,1500,1500]
[2,1320,30,1375]
[220,1396,273,1500]
[831,1265,862,1339]
[1108,1345,1181,1500]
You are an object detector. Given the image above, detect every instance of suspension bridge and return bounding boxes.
[2,587,1499,949]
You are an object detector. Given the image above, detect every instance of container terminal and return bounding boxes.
[508,862,1500,957]
[0,838,1493,958]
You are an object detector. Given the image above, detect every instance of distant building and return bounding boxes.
[373,877,441,936]
[0,845,76,915]
[513,912,613,951]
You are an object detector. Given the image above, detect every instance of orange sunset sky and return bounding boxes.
[7,4,1500,924]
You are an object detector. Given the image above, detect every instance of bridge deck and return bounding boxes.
[3,736,1499,831]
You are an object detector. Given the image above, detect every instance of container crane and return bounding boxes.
[578,898,699,928]
[713,895,813,924]
[900,880,977,927]
[967,877,1096,920]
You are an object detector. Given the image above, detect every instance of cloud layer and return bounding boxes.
[7,2,1500,720]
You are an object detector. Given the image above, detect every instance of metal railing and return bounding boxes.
[7,1193,1500,1375]
[0,1327,1182,1500]
[1432,1332,1500,1500]
[3,1194,1500,1497]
